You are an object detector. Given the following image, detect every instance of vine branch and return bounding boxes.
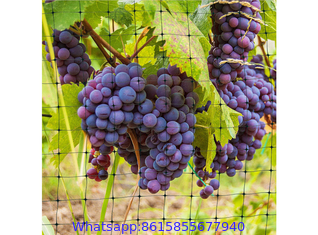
[264,114,276,130]
[91,36,116,68]
[82,19,131,65]
[257,35,271,68]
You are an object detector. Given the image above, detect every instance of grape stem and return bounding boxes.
[90,35,117,68]
[81,19,131,65]
[257,35,271,69]
[264,114,276,130]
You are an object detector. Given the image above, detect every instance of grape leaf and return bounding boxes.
[259,0,276,42]
[263,0,276,11]
[163,0,202,14]
[194,85,242,169]
[124,36,157,66]
[142,42,169,78]
[206,88,241,146]
[189,0,212,38]
[193,112,216,173]
[99,25,142,53]
[142,0,157,19]
[109,6,133,26]
[124,3,152,27]
[46,84,84,167]
[83,0,119,29]
[43,1,93,30]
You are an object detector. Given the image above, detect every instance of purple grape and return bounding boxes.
[153,117,167,133]
[119,86,137,103]
[115,72,131,87]
[130,77,146,92]
[155,97,171,113]
[109,110,125,125]
[102,73,116,89]
[158,74,173,87]
[138,99,153,114]
[166,121,181,135]
[147,180,161,194]
[209,179,220,190]
[129,65,143,78]
[59,31,72,44]
[143,113,157,128]
[157,85,171,97]
[156,153,170,167]
[163,108,179,121]
[108,96,123,110]
[145,168,157,180]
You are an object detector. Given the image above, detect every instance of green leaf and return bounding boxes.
[189,0,212,37]
[42,216,55,235]
[99,25,141,53]
[141,38,169,78]
[263,0,276,11]
[193,113,217,173]
[43,1,93,30]
[124,3,152,26]
[195,85,242,145]
[207,89,241,146]
[84,0,119,29]
[259,0,276,42]
[193,112,214,159]
[193,84,241,170]
[142,0,158,19]
[125,36,157,66]
[109,6,133,26]
[46,84,84,167]
[165,0,201,14]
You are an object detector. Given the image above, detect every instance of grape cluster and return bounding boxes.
[195,63,276,199]
[78,63,199,190]
[86,147,113,182]
[134,65,199,193]
[237,66,276,123]
[78,63,147,181]
[207,0,262,88]
[43,29,94,85]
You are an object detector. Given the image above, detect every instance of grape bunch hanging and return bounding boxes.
[77,62,199,193]
[193,0,276,199]
[43,29,94,84]
[207,0,263,89]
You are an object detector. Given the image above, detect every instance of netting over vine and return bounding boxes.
[42,0,276,234]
